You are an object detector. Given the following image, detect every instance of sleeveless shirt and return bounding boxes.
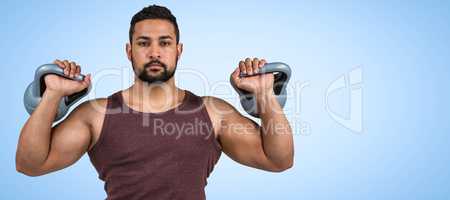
[87,90,222,200]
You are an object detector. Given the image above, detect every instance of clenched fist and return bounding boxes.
[44,59,91,97]
[230,57,274,96]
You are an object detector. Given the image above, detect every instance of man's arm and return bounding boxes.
[16,59,97,176]
[204,57,294,172]
[16,93,100,176]
[203,96,293,172]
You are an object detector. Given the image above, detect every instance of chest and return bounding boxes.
[92,115,216,165]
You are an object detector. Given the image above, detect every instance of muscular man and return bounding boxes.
[16,5,293,200]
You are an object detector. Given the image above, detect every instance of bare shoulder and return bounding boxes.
[201,96,257,125]
[201,96,238,116]
[69,98,108,122]
[201,96,246,138]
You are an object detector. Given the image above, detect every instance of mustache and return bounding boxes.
[144,60,167,69]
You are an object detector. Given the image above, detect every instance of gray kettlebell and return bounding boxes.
[23,64,90,121]
[230,62,291,118]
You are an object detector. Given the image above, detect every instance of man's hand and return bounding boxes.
[45,59,91,97]
[230,57,274,96]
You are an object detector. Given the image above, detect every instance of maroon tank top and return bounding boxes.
[88,90,222,200]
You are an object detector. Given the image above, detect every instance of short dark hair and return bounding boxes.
[129,5,180,44]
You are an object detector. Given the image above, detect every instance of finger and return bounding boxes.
[239,60,246,76]
[252,57,259,74]
[69,61,77,78]
[259,59,267,68]
[231,67,241,80]
[75,64,81,76]
[81,74,91,88]
[63,60,70,75]
[54,59,65,69]
[244,58,253,75]
[79,74,89,87]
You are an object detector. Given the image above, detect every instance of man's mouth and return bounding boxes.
[144,60,166,73]
[147,65,162,72]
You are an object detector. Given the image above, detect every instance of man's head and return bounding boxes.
[126,5,182,84]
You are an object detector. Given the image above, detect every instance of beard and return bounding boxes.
[132,56,178,84]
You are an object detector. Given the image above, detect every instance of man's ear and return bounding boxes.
[177,43,183,60]
[126,43,132,61]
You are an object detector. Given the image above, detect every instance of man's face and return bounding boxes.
[127,19,182,84]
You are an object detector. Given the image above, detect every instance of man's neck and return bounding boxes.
[125,78,185,112]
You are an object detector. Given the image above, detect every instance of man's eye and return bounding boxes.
[138,41,149,46]
[160,41,170,46]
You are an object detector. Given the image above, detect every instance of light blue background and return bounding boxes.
[2,0,450,199]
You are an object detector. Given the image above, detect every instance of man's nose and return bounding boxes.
[147,45,161,59]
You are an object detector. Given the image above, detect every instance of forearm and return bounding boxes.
[16,91,62,170]
[257,92,294,168]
